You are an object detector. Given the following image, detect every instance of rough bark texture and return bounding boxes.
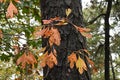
[40,0,91,80]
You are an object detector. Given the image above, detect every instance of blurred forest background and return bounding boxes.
[0,0,120,80]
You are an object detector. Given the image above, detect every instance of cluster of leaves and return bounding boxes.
[34,14,94,74]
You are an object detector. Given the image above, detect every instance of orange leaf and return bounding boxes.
[0,29,3,38]
[68,53,77,68]
[6,1,18,18]
[49,28,61,46]
[76,56,87,74]
[14,0,21,3]
[40,51,57,68]
[42,20,52,24]
[34,28,47,38]
[16,52,37,69]
[80,32,92,38]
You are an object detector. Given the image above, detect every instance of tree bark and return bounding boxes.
[40,0,91,80]
[104,0,112,80]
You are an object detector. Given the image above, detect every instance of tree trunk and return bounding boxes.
[40,0,91,80]
[104,0,112,80]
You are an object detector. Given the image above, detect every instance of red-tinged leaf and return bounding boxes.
[14,0,21,3]
[6,1,18,18]
[76,56,87,74]
[42,20,52,24]
[80,32,92,38]
[77,27,91,32]
[68,53,77,68]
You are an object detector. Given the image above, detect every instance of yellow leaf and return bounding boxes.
[66,8,72,16]
[76,56,87,74]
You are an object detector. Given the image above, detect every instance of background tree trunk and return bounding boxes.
[40,0,91,80]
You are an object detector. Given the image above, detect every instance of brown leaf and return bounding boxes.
[0,29,3,38]
[40,51,57,68]
[6,1,18,18]
[42,20,52,24]
[13,45,20,54]
[16,52,37,69]
[49,28,61,46]
[76,56,87,74]
[68,53,77,68]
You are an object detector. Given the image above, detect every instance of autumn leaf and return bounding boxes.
[0,29,3,38]
[68,52,77,68]
[73,25,92,38]
[6,1,18,18]
[14,0,21,3]
[42,20,52,24]
[86,56,97,73]
[40,51,57,68]
[49,27,61,46]
[76,56,87,74]
[13,45,20,54]
[16,52,37,69]
[66,8,72,16]
[40,51,48,67]
[80,32,92,38]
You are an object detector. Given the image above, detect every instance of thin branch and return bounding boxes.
[87,13,105,25]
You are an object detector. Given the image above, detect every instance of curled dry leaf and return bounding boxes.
[49,27,61,46]
[6,1,18,18]
[68,52,77,68]
[40,51,57,68]
[74,25,92,38]
[76,56,87,74]
[16,52,37,69]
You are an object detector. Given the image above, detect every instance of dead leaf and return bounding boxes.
[6,1,18,18]
[0,29,3,38]
[76,56,87,74]
[40,51,57,68]
[14,0,21,3]
[49,28,61,46]
[42,20,52,24]
[16,52,37,69]
[13,45,20,54]
[66,8,72,16]
[68,52,77,68]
